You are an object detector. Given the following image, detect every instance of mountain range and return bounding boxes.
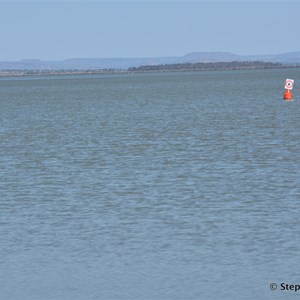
[1,51,300,70]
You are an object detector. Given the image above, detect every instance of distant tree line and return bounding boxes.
[0,61,294,77]
[0,69,127,77]
[128,61,283,72]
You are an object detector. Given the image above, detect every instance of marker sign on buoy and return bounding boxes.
[285,79,294,90]
[284,79,294,101]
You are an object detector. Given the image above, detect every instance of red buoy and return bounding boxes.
[284,89,293,101]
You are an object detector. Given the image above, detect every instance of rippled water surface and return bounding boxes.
[1,69,300,300]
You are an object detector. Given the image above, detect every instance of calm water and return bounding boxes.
[1,69,300,300]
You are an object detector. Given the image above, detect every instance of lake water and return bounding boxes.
[1,69,300,300]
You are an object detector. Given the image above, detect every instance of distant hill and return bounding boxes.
[0,51,300,70]
[175,51,300,64]
[0,57,178,71]
[177,52,243,63]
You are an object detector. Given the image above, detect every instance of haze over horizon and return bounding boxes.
[1,1,300,61]
[3,50,300,62]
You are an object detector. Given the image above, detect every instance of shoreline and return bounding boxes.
[0,64,299,78]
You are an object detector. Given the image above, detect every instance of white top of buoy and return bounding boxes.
[285,79,294,90]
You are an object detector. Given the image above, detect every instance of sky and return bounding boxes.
[0,1,300,61]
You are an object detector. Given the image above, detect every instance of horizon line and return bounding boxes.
[1,50,299,62]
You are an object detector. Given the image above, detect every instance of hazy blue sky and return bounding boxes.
[1,1,300,61]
